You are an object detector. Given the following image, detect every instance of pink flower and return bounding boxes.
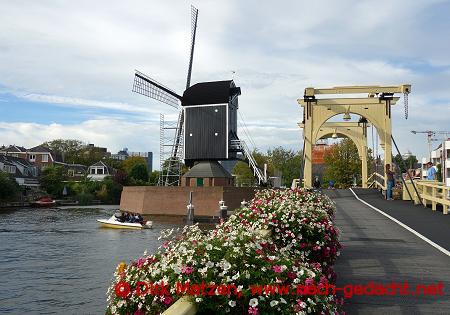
[163,296,173,305]
[136,258,146,268]
[134,309,145,315]
[248,307,259,315]
[272,265,282,273]
[163,241,169,249]
[305,278,314,286]
[182,266,194,274]
[287,271,297,279]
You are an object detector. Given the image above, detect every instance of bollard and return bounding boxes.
[186,191,194,225]
[219,200,228,219]
[186,203,195,225]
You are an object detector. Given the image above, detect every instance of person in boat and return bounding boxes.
[115,212,125,222]
[129,212,137,223]
[135,213,144,224]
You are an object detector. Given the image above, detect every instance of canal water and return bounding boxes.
[0,206,182,314]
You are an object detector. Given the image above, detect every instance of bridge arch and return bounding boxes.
[314,122,369,187]
[298,84,411,188]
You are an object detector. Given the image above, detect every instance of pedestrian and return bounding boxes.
[427,162,437,180]
[313,176,321,189]
[385,164,395,200]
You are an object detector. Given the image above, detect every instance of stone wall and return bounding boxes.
[119,186,259,216]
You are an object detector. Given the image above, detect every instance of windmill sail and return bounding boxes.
[186,5,198,89]
[133,70,181,109]
[163,5,198,186]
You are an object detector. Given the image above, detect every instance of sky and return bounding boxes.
[1,0,450,168]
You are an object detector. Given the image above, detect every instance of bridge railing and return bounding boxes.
[412,180,450,214]
[368,172,385,191]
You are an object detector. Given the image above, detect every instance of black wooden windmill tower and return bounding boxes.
[132,5,267,186]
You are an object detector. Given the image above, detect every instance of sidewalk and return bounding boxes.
[327,189,450,314]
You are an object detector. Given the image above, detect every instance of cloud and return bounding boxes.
[19,92,161,115]
[0,118,159,158]
[1,0,450,161]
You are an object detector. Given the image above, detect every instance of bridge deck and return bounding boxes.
[327,189,450,314]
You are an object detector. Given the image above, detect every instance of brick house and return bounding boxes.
[0,145,61,170]
[181,161,234,187]
[0,155,40,188]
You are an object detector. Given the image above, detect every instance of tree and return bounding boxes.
[233,150,271,186]
[267,147,302,187]
[149,171,160,185]
[393,153,418,173]
[123,156,147,174]
[0,172,20,201]
[41,139,109,166]
[323,139,361,188]
[129,164,149,182]
[39,165,66,197]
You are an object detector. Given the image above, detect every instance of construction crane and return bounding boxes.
[411,130,450,160]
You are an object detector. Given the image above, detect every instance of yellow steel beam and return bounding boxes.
[304,85,411,96]
[298,97,399,106]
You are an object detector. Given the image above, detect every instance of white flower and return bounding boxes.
[270,300,279,307]
[280,297,287,304]
[206,261,214,268]
[223,261,231,271]
[228,300,236,307]
[206,244,213,250]
[172,265,181,274]
[196,297,203,302]
[249,298,259,307]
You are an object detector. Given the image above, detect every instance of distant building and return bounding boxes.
[111,148,153,173]
[87,161,114,181]
[0,144,61,170]
[428,140,450,188]
[54,162,87,180]
[312,143,334,182]
[0,155,39,188]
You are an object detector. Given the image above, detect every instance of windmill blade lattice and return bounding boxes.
[133,70,181,109]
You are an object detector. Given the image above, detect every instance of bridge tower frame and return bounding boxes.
[298,85,411,188]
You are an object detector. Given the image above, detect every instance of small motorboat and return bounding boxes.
[31,196,57,208]
[97,215,153,230]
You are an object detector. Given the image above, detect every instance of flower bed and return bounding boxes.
[106,188,342,315]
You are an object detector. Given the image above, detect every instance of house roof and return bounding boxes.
[90,161,108,168]
[1,145,27,153]
[28,145,53,153]
[183,161,233,178]
[182,80,241,106]
[0,155,36,178]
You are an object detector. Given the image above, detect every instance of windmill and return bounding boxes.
[132,5,199,186]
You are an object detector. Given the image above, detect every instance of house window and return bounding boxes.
[4,165,16,174]
[90,168,96,174]
[29,154,36,162]
[42,154,48,162]
[97,168,104,175]
[68,170,75,177]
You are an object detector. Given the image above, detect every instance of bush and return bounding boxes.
[0,172,20,201]
[106,188,342,314]
[75,192,94,205]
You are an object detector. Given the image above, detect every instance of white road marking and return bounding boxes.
[349,188,450,257]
